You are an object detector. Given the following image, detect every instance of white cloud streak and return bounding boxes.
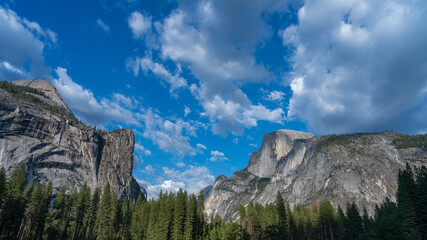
[209,150,228,162]
[96,18,110,32]
[126,55,187,96]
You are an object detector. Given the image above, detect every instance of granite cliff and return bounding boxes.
[0,79,145,200]
[204,129,426,220]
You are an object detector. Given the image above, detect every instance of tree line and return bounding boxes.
[0,164,426,240]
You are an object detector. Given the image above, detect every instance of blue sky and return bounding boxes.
[1,0,426,198]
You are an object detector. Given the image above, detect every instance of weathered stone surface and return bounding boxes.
[247,129,314,178]
[204,130,427,220]
[0,79,145,200]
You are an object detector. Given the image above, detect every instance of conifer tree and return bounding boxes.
[119,198,133,240]
[196,191,205,238]
[371,198,404,240]
[397,164,418,234]
[34,182,52,239]
[276,191,288,240]
[111,194,122,239]
[185,194,197,240]
[238,204,248,238]
[287,204,298,240]
[71,183,91,239]
[361,208,373,236]
[157,191,173,239]
[0,164,26,238]
[336,205,347,240]
[44,186,67,240]
[319,200,335,240]
[147,200,160,239]
[84,187,101,240]
[130,194,146,240]
[246,202,261,240]
[345,203,363,240]
[415,166,427,238]
[17,182,42,240]
[173,189,187,240]
[96,183,113,240]
[0,168,6,209]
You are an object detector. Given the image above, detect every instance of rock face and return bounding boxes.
[0,79,145,200]
[204,130,427,220]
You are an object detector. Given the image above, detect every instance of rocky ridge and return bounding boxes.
[204,129,426,220]
[0,79,145,200]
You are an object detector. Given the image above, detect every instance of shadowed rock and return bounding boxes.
[0,79,145,200]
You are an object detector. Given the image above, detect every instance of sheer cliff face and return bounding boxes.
[0,79,145,200]
[247,130,314,178]
[204,130,427,220]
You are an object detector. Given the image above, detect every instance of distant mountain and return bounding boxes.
[204,129,426,220]
[0,79,145,200]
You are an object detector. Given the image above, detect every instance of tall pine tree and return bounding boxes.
[276,191,288,240]
[96,183,113,240]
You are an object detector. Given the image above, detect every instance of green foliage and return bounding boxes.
[96,183,114,240]
[2,163,427,240]
[173,189,187,240]
[393,134,427,150]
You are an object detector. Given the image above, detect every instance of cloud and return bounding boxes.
[196,143,207,150]
[196,143,207,154]
[143,164,155,175]
[53,68,199,157]
[136,109,197,157]
[96,18,110,32]
[137,165,214,199]
[128,11,151,39]
[283,0,427,134]
[176,162,185,167]
[249,143,258,147]
[209,150,228,162]
[126,55,187,96]
[201,95,284,135]
[0,6,55,80]
[162,165,214,194]
[135,143,151,155]
[52,67,139,127]
[264,90,285,102]
[137,179,185,200]
[150,1,289,135]
[184,106,191,117]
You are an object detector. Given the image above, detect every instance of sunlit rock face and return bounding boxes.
[0,79,145,200]
[247,129,314,178]
[204,130,426,220]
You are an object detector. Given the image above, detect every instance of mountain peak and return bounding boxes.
[247,129,314,178]
[13,78,73,117]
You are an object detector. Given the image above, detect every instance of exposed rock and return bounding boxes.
[13,79,74,117]
[247,129,314,178]
[204,130,427,220]
[0,79,145,200]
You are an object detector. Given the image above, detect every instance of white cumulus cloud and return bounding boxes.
[283,0,427,134]
[209,150,228,162]
[0,6,55,80]
[128,11,151,39]
[137,165,214,199]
